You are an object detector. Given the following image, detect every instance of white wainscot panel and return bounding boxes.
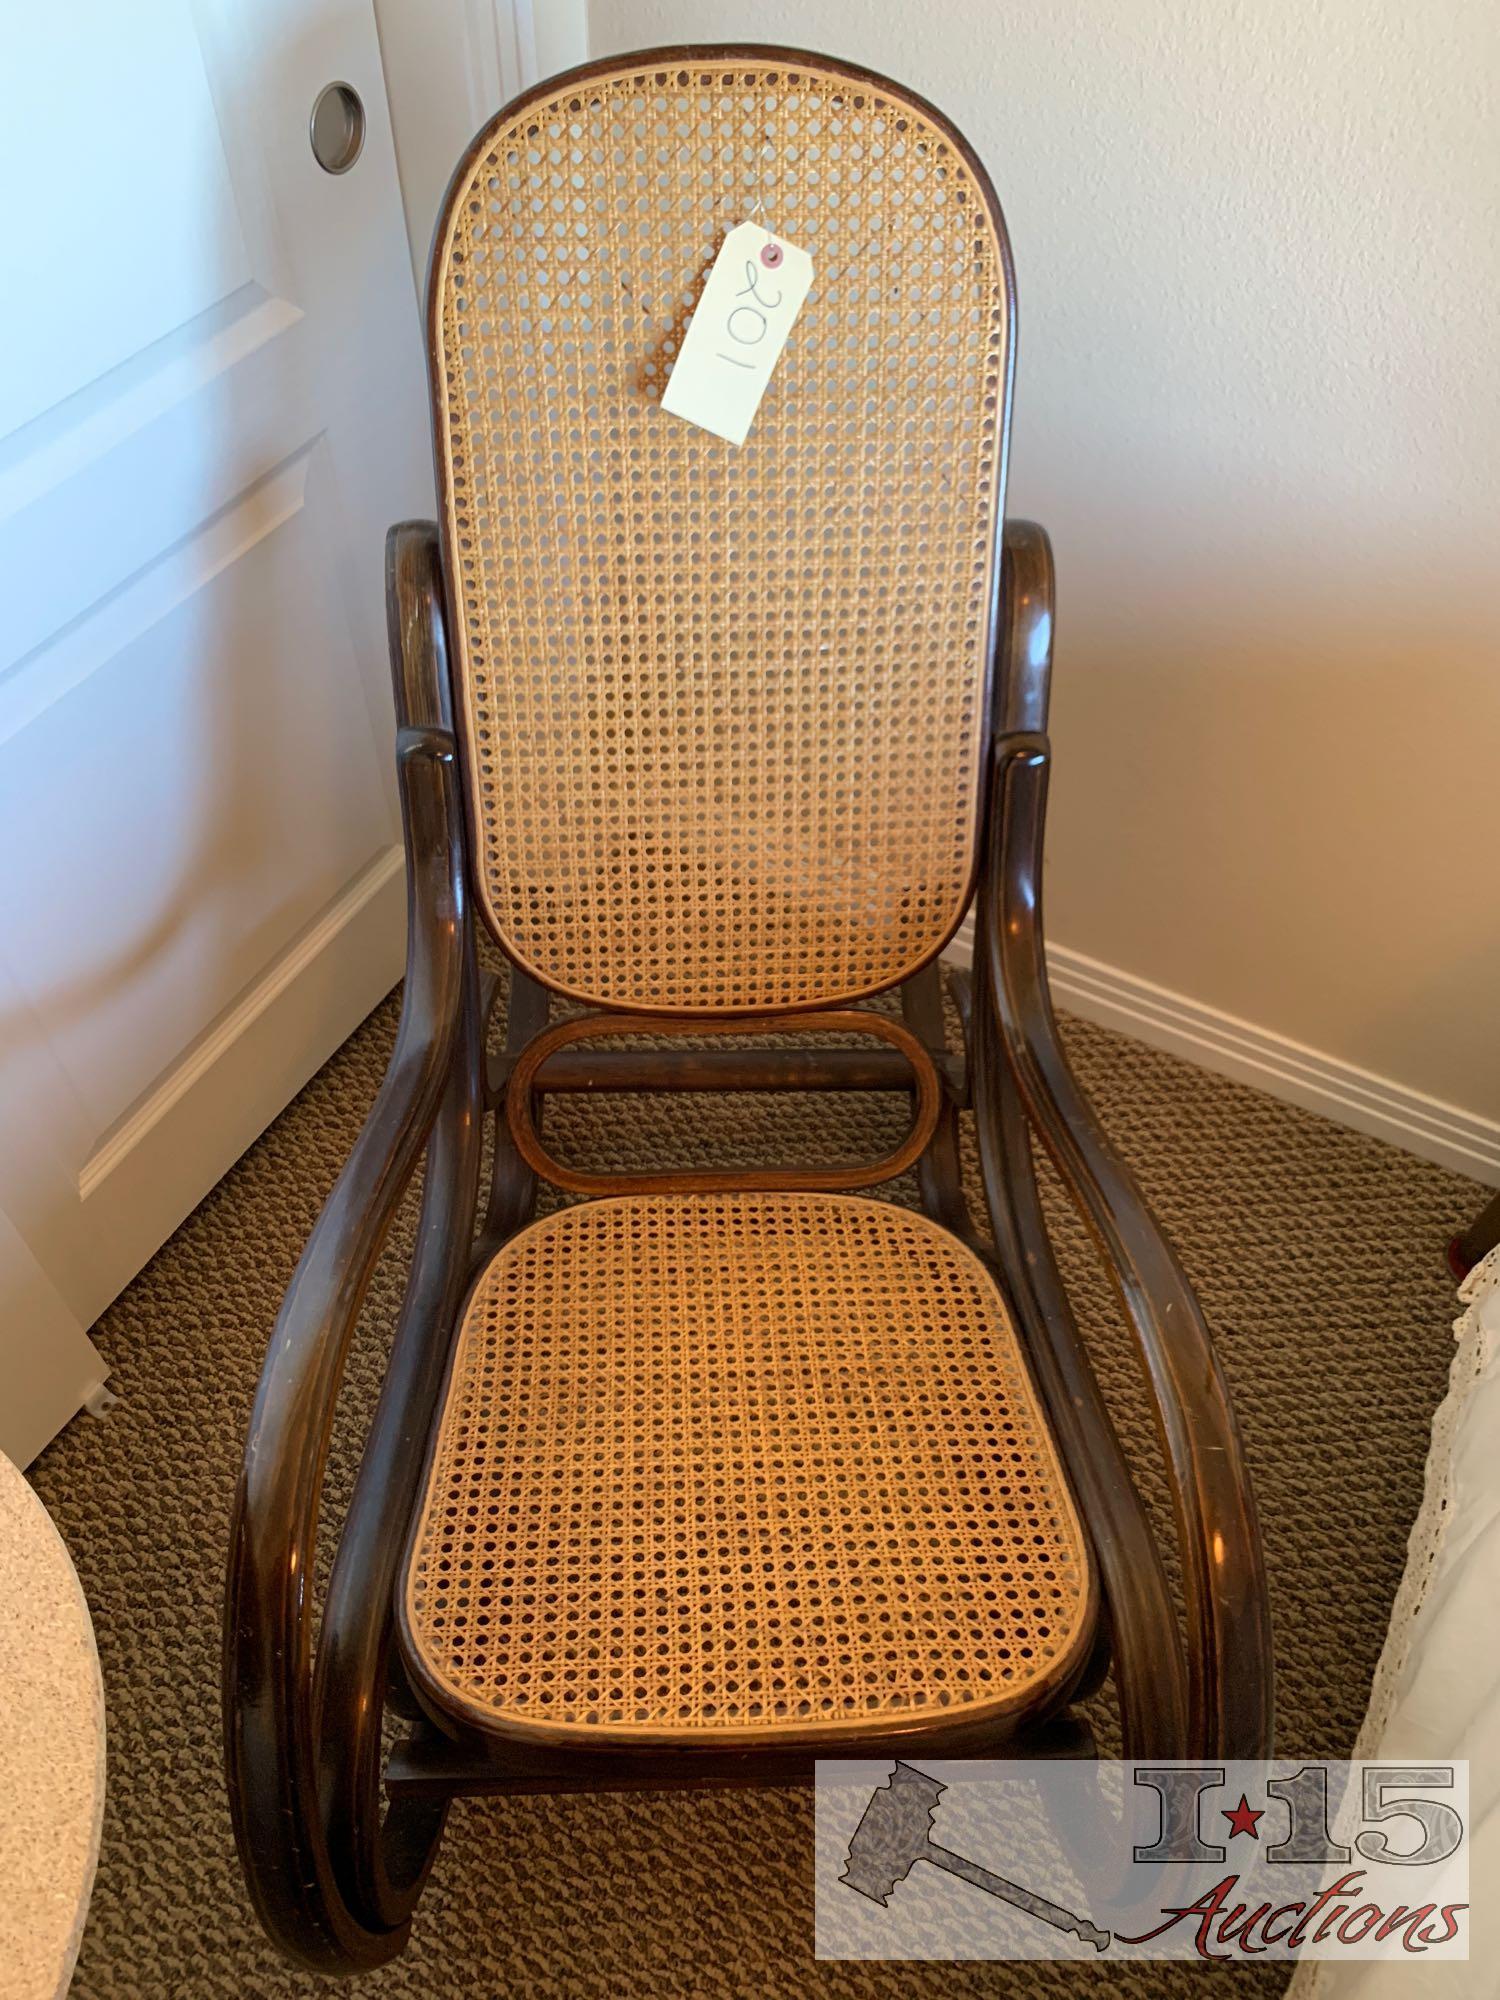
[0,0,251,441]
[0,446,393,1140]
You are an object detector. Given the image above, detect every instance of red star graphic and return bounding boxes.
[1222,1793,1264,1840]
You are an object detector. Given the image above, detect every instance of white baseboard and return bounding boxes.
[943,919,1500,1187]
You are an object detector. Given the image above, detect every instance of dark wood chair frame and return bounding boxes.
[223,55,1274,1977]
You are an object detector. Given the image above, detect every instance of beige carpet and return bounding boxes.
[27,968,1484,1997]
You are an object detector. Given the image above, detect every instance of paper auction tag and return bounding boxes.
[661,223,815,446]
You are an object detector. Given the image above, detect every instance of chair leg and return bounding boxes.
[901,960,972,1237]
[968,945,1189,1760]
[312,939,486,1938]
[480,964,550,1252]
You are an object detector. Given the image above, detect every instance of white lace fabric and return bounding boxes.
[1286,1247,1500,1995]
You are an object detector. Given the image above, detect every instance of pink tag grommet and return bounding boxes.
[760,241,784,269]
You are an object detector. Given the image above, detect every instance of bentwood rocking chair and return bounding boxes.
[224,47,1273,1972]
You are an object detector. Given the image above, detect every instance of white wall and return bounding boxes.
[589,1,1500,1145]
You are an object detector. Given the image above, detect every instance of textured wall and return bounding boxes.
[588,0,1500,1121]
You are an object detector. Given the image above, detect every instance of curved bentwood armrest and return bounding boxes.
[983,521,1274,1760]
[222,526,473,1971]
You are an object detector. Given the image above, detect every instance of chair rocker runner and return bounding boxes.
[224,46,1273,1973]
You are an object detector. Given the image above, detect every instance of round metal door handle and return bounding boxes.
[310,82,365,175]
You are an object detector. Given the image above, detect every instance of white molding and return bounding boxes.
[460,0,539,131]
[507,0,541,97]
[0,1206,108,1468]
[944,919,1500,1186]
[376,0,587,290]
[78,847,404,1202]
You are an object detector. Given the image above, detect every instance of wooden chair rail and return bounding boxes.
[384,1710,1098,1801]
[981,529,1274,1760]
[504,1010,944,1194]
[222,525,477,1972]
[488,1041,966,1101]
[969,966,1191,1758]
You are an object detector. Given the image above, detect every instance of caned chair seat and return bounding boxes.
[401,1192,1094,1747]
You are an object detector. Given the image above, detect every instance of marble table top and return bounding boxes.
[0,1452,104,1999]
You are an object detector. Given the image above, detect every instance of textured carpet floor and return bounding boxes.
[27,968,1484,1998]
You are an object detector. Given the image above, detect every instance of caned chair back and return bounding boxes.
[428,48,1014,1013]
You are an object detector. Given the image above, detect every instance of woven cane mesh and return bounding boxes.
[431,57,1011,1012]
[402,1194,1090,1744]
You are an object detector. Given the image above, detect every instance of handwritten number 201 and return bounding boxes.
[718,260,783,370]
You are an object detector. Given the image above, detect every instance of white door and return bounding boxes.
[0,0,433,1462]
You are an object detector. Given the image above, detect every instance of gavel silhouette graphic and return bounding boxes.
[840,1762,1111,1953]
